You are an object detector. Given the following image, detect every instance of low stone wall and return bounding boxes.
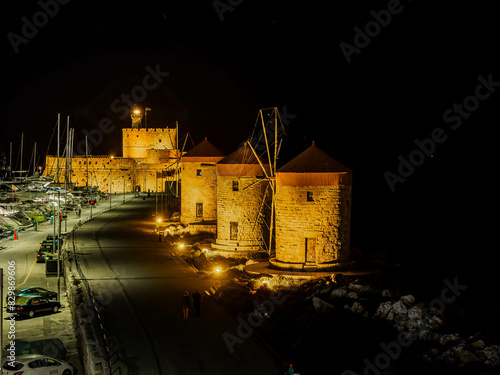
[65,266,106,374]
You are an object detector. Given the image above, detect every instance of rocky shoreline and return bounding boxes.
[179,245,500,374]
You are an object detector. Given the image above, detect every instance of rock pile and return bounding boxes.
[305,280,500,373]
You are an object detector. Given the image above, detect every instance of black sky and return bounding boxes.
[1,1,498,298]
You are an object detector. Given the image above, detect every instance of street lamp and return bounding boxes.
[109,169,112,209]
[121,169,127,202]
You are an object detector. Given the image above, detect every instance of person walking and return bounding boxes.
[182,291,190,320]
[192,289,202,319]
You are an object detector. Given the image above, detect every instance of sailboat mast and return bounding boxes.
[71,128,74,185]
[20,132,24,180]
[57,113,60,184]
[9,142,12,179]
[85,135,89,187]
[33,142,37,175]
[66,116,69,187]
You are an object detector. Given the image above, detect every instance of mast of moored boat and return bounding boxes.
[20,132,23,181]
[9,142,12,179]
[33,141,37,176]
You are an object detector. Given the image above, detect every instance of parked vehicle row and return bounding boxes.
[37,234,63,263]
[2,210,75,375]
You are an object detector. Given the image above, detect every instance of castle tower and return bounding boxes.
[180,137,225,230]
[211,143,270,257]
[270,142,354,271]
[122,125,177,160]
[131,108,143,129]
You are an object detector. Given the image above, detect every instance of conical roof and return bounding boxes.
[217,143,261,165]
[181,137,225,162]
[217,143,269,176]
[276,142,352,186]
[278,141,352,173]
[182,137,225,158]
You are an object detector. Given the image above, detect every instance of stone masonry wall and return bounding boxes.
[122,128,177,159]
[180,161,218,224]
[215,176,269,248]
[275,184,352,264]
[44,156,177,193]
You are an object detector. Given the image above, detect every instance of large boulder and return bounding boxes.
[453,346,479,364]
[351,301,364,314]
[312,297,335,313]
[330,288,348,298]
[479,345,500,365]
[347,284,371,293]
[439,333,461,346]
[392,300,408,315]
[381,289,392,298]
[407,306,423,320]
[346,292,359,299]
[400,295,415,305]
[376,301,393,318]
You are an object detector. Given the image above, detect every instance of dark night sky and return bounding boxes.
[1,1,498,291]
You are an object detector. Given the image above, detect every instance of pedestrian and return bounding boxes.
[288,363,294,375]
[192,289,202,319]
[182,291,190,320]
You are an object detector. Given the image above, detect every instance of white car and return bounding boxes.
[2,354,73,374]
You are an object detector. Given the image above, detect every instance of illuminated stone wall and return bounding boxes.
[180,161,218,224]
[44,155,178,193]
[122,128,177,159]
[275,185,352,265]
[213,176,269,252]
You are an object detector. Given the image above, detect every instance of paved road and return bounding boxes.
[72,197,281,375]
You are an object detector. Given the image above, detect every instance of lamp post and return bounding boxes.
[109,169,112,209]
[122,169,127,203]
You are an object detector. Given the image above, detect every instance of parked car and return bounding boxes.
[9,296,61,318]
[37,248,56,263]
[45,234,63,246]
[1,354,73,374]
[7,287,57,302]
[39,240,55,250]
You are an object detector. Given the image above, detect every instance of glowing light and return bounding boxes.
[214,267,221,273]
[157,218,162,223]
[178,243,185,249]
